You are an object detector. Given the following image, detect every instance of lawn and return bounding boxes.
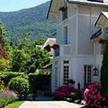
[5,101,24,108]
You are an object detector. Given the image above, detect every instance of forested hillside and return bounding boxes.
[0,1,56,41]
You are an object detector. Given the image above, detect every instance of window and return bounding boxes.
[54,48,59,57]
[63,60,69,84]
[84,65,92,86]
[64,26,68,44]
[64,60,69,64]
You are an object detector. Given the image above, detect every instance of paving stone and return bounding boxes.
[19,101,83,108]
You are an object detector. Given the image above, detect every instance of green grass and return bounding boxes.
[5,101,24,108]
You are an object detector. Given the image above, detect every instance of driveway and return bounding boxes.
[19,101,83,108]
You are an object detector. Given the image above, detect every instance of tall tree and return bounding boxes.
[101,39,108,96]
[0,22,9,59]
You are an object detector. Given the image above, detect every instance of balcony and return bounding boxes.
[54,44,72,57]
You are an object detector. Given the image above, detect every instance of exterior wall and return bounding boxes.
[51,2,108,92]
[77,5,108,55]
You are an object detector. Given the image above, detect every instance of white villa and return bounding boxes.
[47,0,108,92]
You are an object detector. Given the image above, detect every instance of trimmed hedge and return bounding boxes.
[28,73,50,94]
[8,77,29,99]
[0,71,28,86]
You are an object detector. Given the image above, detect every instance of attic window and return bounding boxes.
[59,6,68,20]
[87,0,103,3]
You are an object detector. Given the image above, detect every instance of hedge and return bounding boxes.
[0,71,28,86]
[8,77,29,99]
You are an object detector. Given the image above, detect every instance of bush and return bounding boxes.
[54,85,81,101]
[0,71,27,86]
[83,82,107,108]
[0,90,18,107]
[8,77,29,99]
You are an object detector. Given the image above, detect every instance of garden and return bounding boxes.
[0,22,51,107]
[0,21,108,108]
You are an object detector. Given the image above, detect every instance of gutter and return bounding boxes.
[67,0,108,7]
[47,0,108,19]
[47,0,53,19]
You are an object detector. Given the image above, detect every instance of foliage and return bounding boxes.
[0,71,27,86]
[5,101,24,108]
[0,2,56,41]
[101,39,108,97]
[0,21,9,60]
[8,77,29,99]
[54,85,79,100]
[35,37,46,45]
[0,90,18,107]
[0,83,4,91]
[28,73,50,94]
[83,82,107,108]
[0,58,10,71]
[11,36,51,73]
[11,49,30,72]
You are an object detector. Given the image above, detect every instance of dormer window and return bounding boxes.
[59,7,68,20]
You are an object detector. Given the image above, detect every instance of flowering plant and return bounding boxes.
[54,85,77,99]
[84,82,107,108]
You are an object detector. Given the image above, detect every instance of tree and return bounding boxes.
[101,39,108,96]
[25,47,50,73]
[11,35,51,73]
[0,22,9,59]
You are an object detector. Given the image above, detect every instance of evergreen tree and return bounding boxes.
[101,39,108,96]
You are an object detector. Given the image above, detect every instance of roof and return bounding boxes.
[47,0,108,19]
[95,11,108,26]
[42,38,56,49]
[68,0,108,7]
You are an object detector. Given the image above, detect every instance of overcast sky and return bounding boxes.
[0,0,50,12]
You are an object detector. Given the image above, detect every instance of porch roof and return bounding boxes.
[95,11,108,27]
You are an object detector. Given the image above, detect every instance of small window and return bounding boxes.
[64,26,68,44]
[64,60,69,64]
[63,60,69,84]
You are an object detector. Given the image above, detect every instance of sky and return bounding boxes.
[0,0,50,12]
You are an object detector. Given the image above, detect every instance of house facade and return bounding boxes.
[48,0,108,92]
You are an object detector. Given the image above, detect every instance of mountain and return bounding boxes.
[0,1,56,41]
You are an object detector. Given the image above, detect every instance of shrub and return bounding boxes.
[54,85,80,101]
[83,82,107,108]
[0,71,27,86]
[8,77,29,99]
[0,90,18,107]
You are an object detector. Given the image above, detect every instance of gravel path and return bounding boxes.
[19,101,83,108]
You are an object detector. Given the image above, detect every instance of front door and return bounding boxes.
[84,65,92,87]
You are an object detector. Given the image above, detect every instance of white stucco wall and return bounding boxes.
[52,2,108,92]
